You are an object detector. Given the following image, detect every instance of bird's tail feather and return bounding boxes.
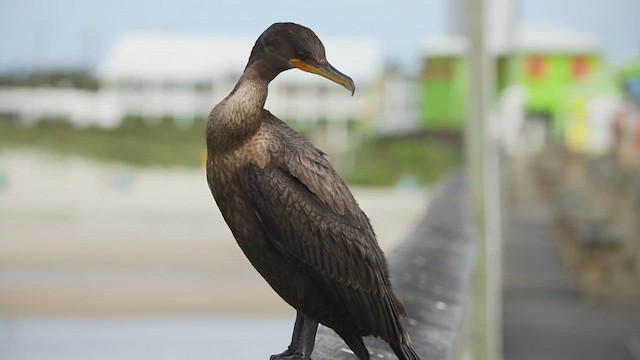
[335,331,369,360]
[390,342,421,360]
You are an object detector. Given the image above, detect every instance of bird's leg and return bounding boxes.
[270,312,318,360]
[294,315,318,359]
[271,312,304,358]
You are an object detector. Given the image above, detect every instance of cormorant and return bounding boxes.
[205,22,420,360]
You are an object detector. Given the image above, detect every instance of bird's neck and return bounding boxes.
[207,65,270,152]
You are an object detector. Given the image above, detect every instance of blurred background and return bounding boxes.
[1,0,639,359]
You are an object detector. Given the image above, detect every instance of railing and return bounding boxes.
[314,172,476,359]
[536,149,640,307]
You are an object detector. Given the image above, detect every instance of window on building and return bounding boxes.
[195,81,213,93]
[318,85,329,97]
[527,55,545,79]
[282,84,298,96]
[571,56,590,78]
[162,81,183,91]
[423,57,455,80]
[120,79,144,91]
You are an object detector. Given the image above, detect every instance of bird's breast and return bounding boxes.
[206,125,276,196]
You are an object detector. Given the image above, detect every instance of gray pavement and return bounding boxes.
[502,160,640,360]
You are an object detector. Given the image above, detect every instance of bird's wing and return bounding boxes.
[239,162,406,342]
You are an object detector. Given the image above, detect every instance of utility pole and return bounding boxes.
[466,0,502,359]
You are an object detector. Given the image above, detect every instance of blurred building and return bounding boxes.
[0,33,384,133]
[418,24,602,143]
[0,86,121,128]
[374,66,420,136]
[101,33,383,127]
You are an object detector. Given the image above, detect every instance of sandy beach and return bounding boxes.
[0,150,429,314]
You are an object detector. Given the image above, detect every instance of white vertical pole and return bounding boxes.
[466,0,502,359]
[466,1,488,216]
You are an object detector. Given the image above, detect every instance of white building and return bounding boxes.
[375,71,419,135]
[0,32,384,134]
[101,33,383,127]
[0,86,121,128]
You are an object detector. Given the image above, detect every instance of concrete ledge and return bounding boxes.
[314,173,475,359]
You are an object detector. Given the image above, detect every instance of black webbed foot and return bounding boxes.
[269,348,291,359]
[270,347,296,359]
[270,352,310,360]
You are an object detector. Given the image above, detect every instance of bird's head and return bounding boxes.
[248,22,355,95]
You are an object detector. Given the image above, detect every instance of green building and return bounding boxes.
[419,26,601,134]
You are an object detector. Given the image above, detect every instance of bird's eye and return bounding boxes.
[296,50,308,61]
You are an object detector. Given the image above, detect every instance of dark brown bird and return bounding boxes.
[205,22,420,360]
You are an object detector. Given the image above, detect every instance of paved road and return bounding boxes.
[502,160,640,360]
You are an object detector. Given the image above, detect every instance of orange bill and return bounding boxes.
[290,58,355,95]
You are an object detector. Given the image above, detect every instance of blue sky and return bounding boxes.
[0,0,638,73]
